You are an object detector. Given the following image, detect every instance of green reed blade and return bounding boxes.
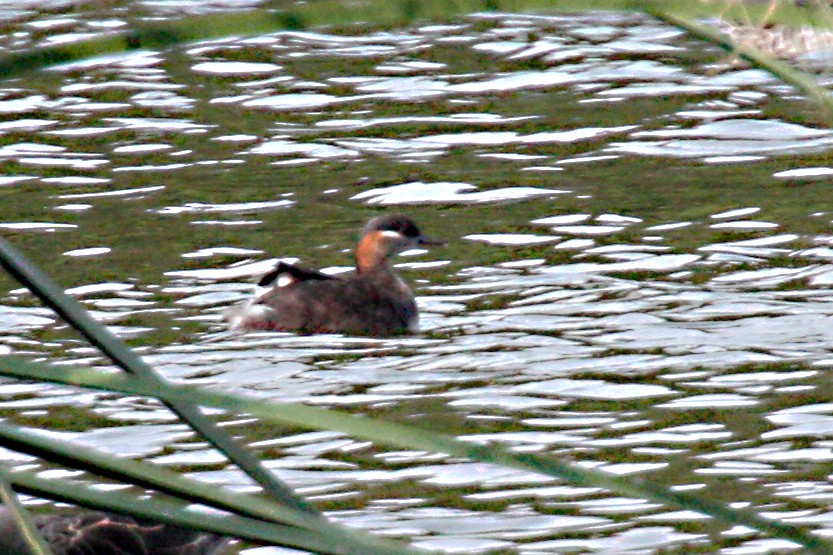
[0,473,55,555]
[1,357,831,554]
[0,237,318,517]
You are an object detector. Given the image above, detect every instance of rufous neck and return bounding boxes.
[355,231,389,274]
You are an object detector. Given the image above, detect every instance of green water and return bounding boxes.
[2,4,833,554]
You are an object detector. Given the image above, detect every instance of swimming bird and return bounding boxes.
[226,213,440,336]
[0,509,229,555]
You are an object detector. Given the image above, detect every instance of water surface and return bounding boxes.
[1,4,833,554]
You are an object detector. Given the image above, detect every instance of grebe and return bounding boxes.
[226,213,440,336]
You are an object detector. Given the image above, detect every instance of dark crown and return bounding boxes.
[362,213,421,238]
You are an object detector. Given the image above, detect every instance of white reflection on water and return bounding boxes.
[710,220,779,230]
[317,113,535,130]
[333,126,633,159]
[63,247,111,257]
[248,140,358,159]
[464,234,560,246]
[192,61,281,75]
[712,207,761,219]
[164,258,294,280]
[352,181,566,205]
[0,222,77,231]
[41,176,110,186]
[33,424,194,458]
[774,167,833,178]
[112,143,172,154]
[56,185,165,199]
[156,199,294,214]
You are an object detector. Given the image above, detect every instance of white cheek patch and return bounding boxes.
[379,230,405,240]
[277,274,294,287]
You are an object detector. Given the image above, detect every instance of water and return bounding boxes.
[1,4,833,553]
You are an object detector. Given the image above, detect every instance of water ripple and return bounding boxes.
[3,8,833,553]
